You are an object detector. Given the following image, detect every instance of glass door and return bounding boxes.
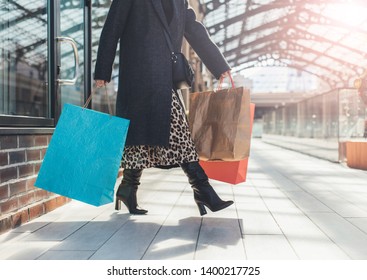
[53,0,91,120]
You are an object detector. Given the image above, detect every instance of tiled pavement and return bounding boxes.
[1,139,367,260]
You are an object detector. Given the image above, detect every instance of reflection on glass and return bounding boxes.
[59,0,85,108]
[0,0,48,118]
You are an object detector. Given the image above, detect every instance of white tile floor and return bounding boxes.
[1,139,367,260]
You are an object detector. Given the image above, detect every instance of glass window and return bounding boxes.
[0,1,49,119]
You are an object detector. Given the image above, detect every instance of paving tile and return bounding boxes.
[308,213,367,259]
[0,231,29,244]
[236,202,282,235]
[143,217,202,260]
[284,191,333,213]
[299,181,335,192]
[233,186,263,204]
[269,174,303,192]
[22,221,87,241]
[37,250,94,260]
[318,174,367,184]
[140,194,200,260]
[21,201,112,242]
[249,178,278,188]
[312,191,367,218]
[195,217,246,260]
[10,221,51,234]
[0,241,59,260]
[10,201,88,234]
[51,213,131,251]
[347,218,367,234]
[90,215,166,260]
[260,196,301,215]
[332,192,367,213]
[256,188,288,200]
[0,232,31,259]
[244,235,298,260]
[271,212,350,260]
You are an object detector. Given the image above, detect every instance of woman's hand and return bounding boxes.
[220,70,231,79]
[218,70,235,89]
[95,80,108,88]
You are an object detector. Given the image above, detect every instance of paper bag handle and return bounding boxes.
[217,71,236,91]
[83,85,113,115]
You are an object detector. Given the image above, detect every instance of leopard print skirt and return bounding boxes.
[121,90,199,169]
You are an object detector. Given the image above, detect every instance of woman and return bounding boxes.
[94,0,233,216]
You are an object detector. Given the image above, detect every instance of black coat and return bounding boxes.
[94,0,230,147]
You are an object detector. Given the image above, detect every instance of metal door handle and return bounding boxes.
[56,37,79,85]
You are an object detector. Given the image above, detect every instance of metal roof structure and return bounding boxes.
[201,0,367,91]
[2,0,367,96]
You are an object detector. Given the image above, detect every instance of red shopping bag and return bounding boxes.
[199,103,255,184]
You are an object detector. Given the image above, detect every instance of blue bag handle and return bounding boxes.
[83,85,113,115]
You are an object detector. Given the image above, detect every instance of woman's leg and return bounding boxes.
[180,161,233,216]
[115,169,148,214]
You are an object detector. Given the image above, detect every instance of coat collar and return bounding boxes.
[151,0,176,35]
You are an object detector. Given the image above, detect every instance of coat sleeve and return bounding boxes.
[184,0,231,80]
[94,0,132,82]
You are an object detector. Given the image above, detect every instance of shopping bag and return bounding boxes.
[189,75,251,161]
[199,159,250,185]
[199,103,255,184]
[35,103,130,206]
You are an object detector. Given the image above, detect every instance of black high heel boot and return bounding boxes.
[180,161,234,216]
[115,169,148,215]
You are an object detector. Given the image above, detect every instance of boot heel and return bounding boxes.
[115,199,121,210]
[196,202,207,216]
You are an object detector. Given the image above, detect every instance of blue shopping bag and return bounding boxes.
[35,104,130,206]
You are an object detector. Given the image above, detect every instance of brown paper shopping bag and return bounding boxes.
[189,74,252,161]
[199,103,255,184]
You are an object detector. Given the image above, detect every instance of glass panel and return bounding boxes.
[339,89,366,140]
[262,88,347,162]
[0,1,49,118]
[59,0,85,107]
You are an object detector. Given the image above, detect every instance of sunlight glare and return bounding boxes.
[323,3,367,27]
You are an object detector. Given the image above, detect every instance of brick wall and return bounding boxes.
[0,134,71,235]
